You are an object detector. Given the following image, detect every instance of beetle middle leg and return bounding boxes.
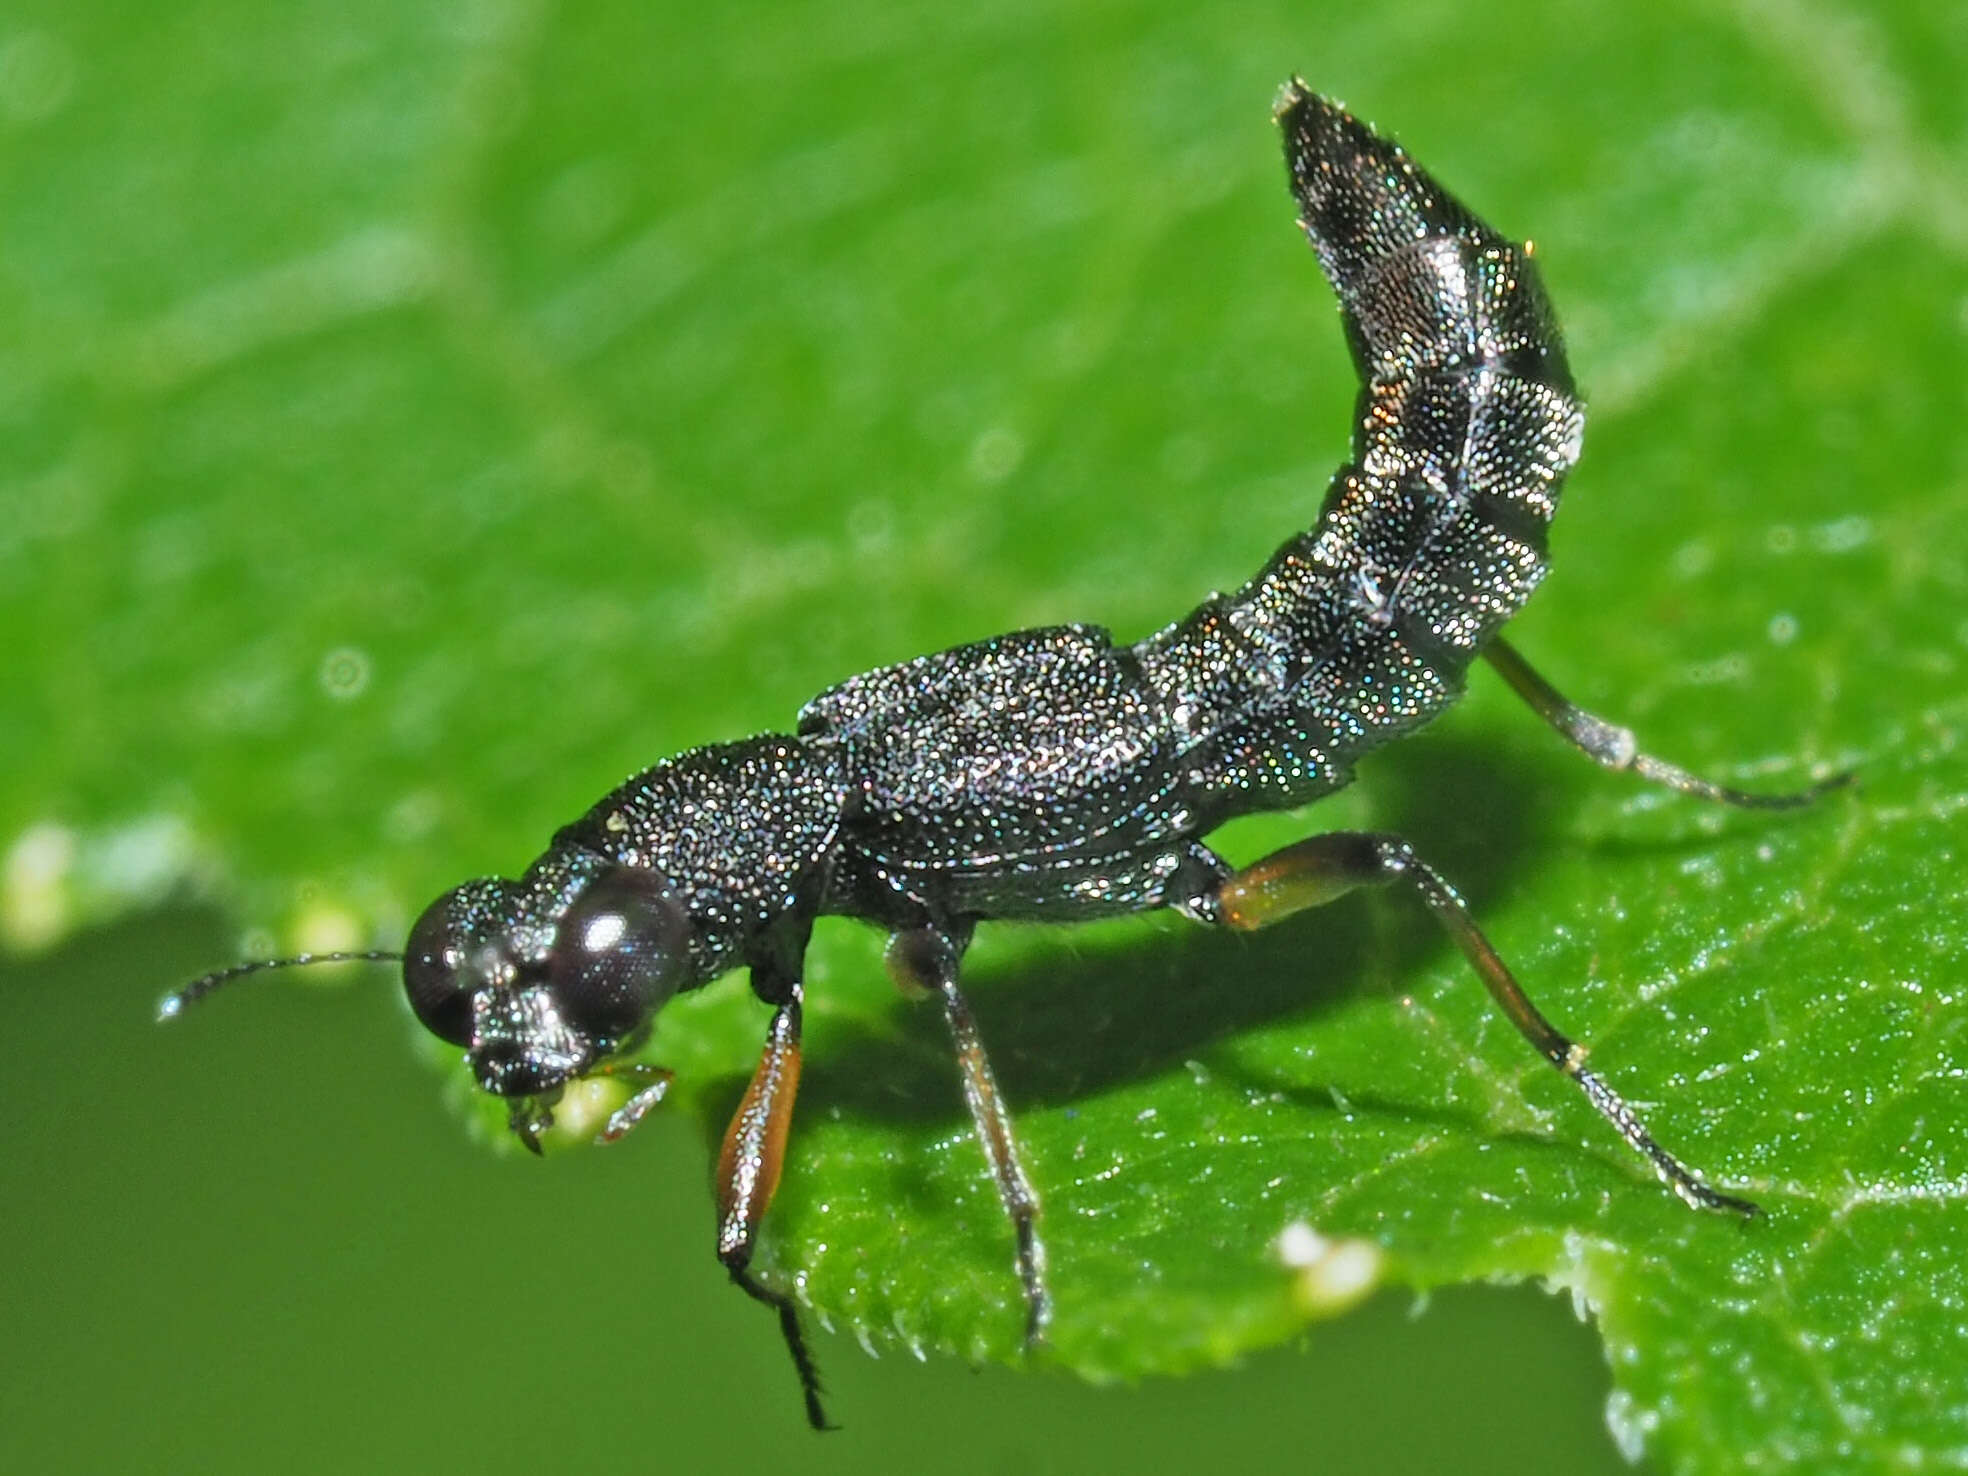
[888,923,1052,1346]
[1484,637,1850,808]
[1208,830,1757,1215]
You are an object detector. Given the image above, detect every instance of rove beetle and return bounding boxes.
[166,83,1848,1428]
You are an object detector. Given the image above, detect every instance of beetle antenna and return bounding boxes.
[158,951,403,1022]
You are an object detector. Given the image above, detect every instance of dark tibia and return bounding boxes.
[1214,830,1757,1215]
[887,926,1052,1345]
[1485,638,1851,809]
[727,1264,833,1433]
[715,991,833,1430]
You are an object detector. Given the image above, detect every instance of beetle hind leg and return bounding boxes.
[1485,637,1851,808]
[1209,830,1757,1215]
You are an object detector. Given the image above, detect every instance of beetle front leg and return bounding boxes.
[1212,830,1757,1215]
[716,986,832,1431]
[888,925,1052,1346]
[595,1061,675,1143]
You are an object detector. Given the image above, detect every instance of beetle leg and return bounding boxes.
[1484,637,1851,808]
[888,925,1052,1347]
[1213,830,1757,1215]
[716,987,832,1430]
[594,1062,675,1143]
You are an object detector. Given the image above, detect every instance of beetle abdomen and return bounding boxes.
[1134,85,1583,816]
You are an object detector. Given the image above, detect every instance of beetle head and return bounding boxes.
[403,853,694,1126]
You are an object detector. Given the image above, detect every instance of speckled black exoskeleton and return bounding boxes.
[168,82,1847,1429]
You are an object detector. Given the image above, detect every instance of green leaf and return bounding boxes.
[8,2,1964,1471]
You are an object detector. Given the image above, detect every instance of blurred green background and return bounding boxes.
[5,0,1964,1472]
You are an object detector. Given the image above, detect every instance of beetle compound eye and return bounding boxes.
[549,867,691,1042]
[402,887,484,1046]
